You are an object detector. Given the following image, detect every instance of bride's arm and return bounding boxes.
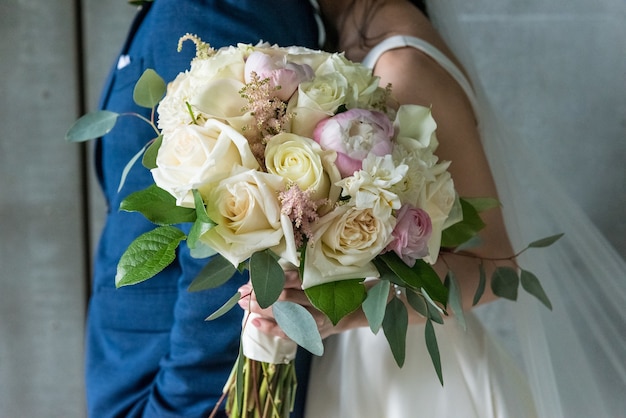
[247,0,515,338]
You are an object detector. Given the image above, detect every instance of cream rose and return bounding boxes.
[199,166,298,267]
[302,205,395,289]
[264,133,341,204]
[287,73,349,137]
[151,119,259,207]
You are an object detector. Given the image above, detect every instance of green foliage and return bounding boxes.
[187,190,216,249]
[405,289,428,317]
[445,271,466,331]
[188,253,237,292]
[376,253,448,305]
[142,135,162,169]
[115,226,186,287]
[382,297,408,367]
[249,250,285,309]
[528,233,564,248]
[472,262,487,306]
[120,184,196,225]
[491,266,519,301]
[463,197,500,212]
[273,301,324,356]
[521,269,553,310]
[362,280,390,334]
[441,198,486,248]
[305,279,366,326]
[65,110,119,142]
[133,69,166,108]
[425,319,443,385]
[205,292,241,321]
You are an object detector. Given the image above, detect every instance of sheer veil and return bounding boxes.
[426,0,626,416]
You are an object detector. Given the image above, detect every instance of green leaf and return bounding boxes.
[362,280,390,334]
[249,250,285,309]
[66,110,119,142]
[405,289,428,317]
[445,271,466,331]
[491,266,519,301]
[187,190,216,249]
[425,296,445,324]
[472,262,487,306]
[273,301,324,356]
[117,143,149,193]
[120,184,196,225]
[305,279,366,326]
[133,69,166,108]
[520,269,552,310]
[463,197,500,212]
[142,134,162,169]
[425,319,443,385]
[377,253,448,305]
[382,296,408,367]
[441,199,486,248]
[115,226,186,287]
[205,291,241,320]
[188,253,237,292]
[528,233,564,248]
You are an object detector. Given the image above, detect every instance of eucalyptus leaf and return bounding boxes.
[382,297,408,367]
[120,184,196,225]
[445,271,466,331]
[491,266,519,301]
[305,279,366,325]
[142,134,162,169]
[205,291,241,320]
[472,262,487,306]
[406,289,428,317]
[425,319,443,385]
[463,197,501,212]
[117,143,149,193]
[189,241,217,259]
[273,301,324,356]
[426,298,445,324]
[520,269,552,310]
[362,280,390,334]
[187,190,216,249]
[115,226,186,287]
[66,110,119,142]
[133,69,166,108]
[249,250,285,309]
[528,233,564,248]
[441,199,486,248]
[188,253,237,292]
[377,253,448,305]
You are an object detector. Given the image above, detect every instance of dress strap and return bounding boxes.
[362,35,479,112]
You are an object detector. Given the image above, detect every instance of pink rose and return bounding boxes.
[386,205,432,267]
[245,51,313,101]
[313,109,393,177]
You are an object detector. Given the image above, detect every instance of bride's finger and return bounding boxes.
[249,316,288,339]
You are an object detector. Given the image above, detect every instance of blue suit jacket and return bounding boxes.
[86,2,319,417]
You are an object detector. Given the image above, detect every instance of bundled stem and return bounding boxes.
[224,356,297,418]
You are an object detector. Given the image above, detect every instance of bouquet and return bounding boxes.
[67,35,558,418]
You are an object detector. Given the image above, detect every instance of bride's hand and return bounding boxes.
[237,271,366,340]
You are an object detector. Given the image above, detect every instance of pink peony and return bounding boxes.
[386,205,432,266]
[244,51,313,101]
[313,109,393,177]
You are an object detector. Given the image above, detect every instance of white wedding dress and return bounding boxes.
[305,6,626,415]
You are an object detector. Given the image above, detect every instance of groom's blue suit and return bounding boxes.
[85,2,320,417]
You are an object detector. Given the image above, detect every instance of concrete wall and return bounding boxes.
[0,0,623,416]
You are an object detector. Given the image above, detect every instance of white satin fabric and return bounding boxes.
[306,314,537,418]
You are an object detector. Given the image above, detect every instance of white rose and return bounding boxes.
[199,166,298,267]
[287,73,349,137]
[393,104,439,153]
[264,133,341,204]
[315,54,380,109]
[302,205,395,289]
[151,119,260,207]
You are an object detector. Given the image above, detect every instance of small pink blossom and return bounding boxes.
[386,204,432,266]
[245,51,313,101]
[313,109,393,177]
